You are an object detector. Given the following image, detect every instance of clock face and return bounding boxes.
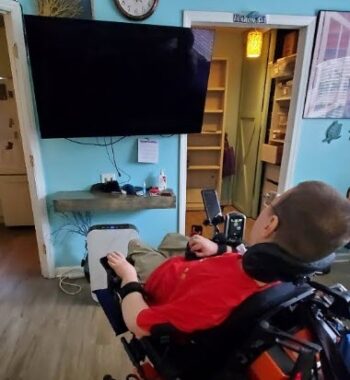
[114,0,159,20]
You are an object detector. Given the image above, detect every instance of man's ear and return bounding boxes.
[262,214,279,238]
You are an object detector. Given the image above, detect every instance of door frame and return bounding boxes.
[0,0,55,278]
[179,11,316,233]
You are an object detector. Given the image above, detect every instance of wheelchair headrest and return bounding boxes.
[242,243,335,283]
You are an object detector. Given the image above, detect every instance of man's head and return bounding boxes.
[249,181,350,262]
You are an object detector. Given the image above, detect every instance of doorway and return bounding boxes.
[180,12,316,238]
[0,1,55,278]
[184,26,274,237]
[0,15,34,227]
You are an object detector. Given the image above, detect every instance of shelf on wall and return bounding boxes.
[52,191,176,212]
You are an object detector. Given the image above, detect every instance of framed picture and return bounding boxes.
[37,0,93,19]
[304,11,350,118]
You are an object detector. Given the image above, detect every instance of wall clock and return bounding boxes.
[114,0,159,20]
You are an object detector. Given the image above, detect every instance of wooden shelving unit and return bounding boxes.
[186,58,227,210]
[260,53,297,210]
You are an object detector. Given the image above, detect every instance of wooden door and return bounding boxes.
[232,32,271,217]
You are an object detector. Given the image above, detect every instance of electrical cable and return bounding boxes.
[103,136,131,184]
[64,137,126,146]
[58,268,84,295]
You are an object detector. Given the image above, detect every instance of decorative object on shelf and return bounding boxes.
[246,29,263,58]
[304,11,350,118]
[114,0,158,20]
[37,0,92,19]
[322,121,342,144]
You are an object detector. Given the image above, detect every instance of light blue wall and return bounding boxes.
[19,0,350,267]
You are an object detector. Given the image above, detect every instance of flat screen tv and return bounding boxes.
[23,15,215,138]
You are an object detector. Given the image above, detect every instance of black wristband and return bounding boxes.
[216,244,227,255]
[118,281,144,302]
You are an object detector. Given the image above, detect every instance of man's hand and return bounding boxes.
[187,235,219,258]
[107,252,138,284]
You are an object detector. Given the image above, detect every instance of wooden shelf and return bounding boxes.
[275,97,291,102]
[187,165,221,170]
[187,146,221,151]
[186,202,204,211]
[204,109,224,113]
[207,87,225,91]
[52,191,176,212]
[201,130,222,135]
[270,138,285,144]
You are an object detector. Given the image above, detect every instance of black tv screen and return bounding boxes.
[23,15,215,138]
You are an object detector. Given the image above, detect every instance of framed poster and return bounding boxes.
[304,11,350,118]
[37,0,93,19]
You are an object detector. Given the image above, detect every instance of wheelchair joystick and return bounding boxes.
[185,243,199,261]
[100,256,122,289]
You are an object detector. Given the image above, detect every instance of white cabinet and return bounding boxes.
[0,175,34,226]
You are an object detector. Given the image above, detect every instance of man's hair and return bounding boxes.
[271,181,350,262]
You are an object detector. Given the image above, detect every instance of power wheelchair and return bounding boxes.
[95,208,350,380]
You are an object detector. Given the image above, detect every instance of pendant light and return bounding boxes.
[246,30,263,58]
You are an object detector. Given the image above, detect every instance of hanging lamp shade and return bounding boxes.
[246,30,263,58]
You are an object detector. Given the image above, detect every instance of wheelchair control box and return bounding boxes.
[87,224,139,301]
[225,211,246,245]
[201,188,246,244]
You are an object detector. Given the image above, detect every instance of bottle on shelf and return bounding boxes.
[159,169,167,191]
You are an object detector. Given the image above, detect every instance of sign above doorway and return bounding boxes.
[232,12,266,24]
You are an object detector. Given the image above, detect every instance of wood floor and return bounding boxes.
[0,225,132,380]
[1,224,349,380]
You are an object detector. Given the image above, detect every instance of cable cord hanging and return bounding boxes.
[64,137,125,146]
[104,136,131,184]
[58,268,84,295]
[64,136,132,185]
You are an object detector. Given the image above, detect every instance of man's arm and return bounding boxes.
[107,252,150,338]
[188,235,233,257]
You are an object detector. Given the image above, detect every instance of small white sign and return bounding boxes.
[232,13,266,24]
[138,138,159,163]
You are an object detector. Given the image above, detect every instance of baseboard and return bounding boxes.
[56,266,84,279]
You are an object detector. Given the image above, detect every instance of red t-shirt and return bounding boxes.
[137,252,268,333]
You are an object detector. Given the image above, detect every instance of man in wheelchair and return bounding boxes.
[100,181,350,380]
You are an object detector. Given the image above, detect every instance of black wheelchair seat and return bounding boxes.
[133,282,314,380]
[99,243,350,380]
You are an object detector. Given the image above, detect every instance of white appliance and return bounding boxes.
[87,224,139,301]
